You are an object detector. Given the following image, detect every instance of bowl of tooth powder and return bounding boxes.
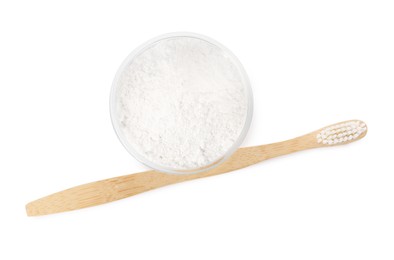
[110,32,253,174]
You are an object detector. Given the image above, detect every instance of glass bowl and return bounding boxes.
[110,32,253,174]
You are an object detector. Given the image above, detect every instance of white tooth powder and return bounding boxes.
[112,34,252,172]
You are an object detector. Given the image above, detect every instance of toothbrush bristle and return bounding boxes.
[317,120,367,145]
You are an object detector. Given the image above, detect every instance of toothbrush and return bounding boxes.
[26,120,367,216]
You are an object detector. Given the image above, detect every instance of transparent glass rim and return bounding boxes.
[110,32,254,174]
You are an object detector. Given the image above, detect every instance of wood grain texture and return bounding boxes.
[26,120,367,216]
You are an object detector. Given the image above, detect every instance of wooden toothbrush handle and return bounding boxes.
[26,120,367,216]
[25,134,317,216]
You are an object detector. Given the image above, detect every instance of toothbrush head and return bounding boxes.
[317,120,367,145]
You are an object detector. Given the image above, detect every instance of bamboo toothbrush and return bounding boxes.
[26,120,367,216]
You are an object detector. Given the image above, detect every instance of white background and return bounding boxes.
[1,1,393,259]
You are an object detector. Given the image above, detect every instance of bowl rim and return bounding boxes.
[109,32,254,174]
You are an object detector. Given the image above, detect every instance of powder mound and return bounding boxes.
[115,36,249,170]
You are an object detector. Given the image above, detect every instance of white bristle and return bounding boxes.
[316,120,367,145]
